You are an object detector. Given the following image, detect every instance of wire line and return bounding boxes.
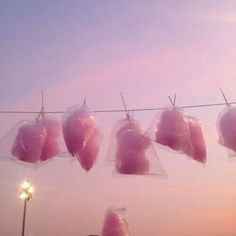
[0,101,235,114]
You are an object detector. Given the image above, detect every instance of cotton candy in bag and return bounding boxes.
[12,116,61,165]
[62,104,101,171]
[0,114,61,166]
[155,107,192,154]
[116,118,150,174]
[107,117,166,176]
[77,127,101,171]
[11,120,47,164]
[101,208,131,236]
[148,107,207,163]
[38,117,61,161]
[217,107,236,155]
[186,116,207,163]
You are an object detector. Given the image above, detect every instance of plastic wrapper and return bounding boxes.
[148,107,207,163]
[101,208,131,236]
[0,115,61,166]
[217,107,236,155]
[12,117,61,164]
[155,107,192,153]
[11,121,47,163]
[62,104,101,171]
[107,117,166,176]
[116,119,150,174]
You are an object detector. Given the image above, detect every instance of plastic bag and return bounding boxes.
[0,114,61,166]
[101,208,132,236]
[11,120,47,164]
[155,107,192,153]
[62,104,101,171]
[13,116,61,164]
[148,107,207,163]
[217,107,236,155]
[116,118,150,174]
[107,117,166,176]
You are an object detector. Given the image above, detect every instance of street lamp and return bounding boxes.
[19,180,34,236]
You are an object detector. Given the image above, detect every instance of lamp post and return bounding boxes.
[19,180,34,236]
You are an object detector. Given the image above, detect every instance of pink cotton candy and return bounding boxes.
[102,209,131,236]
[155,108,192,153]
[218,108,236,152]
[117,129,150,151]
[39,118,60,161]
[116,149,149,174]
[116,120,140,138]
[11,122,47,163]
[187,118,207,163]
[115,120,150,174]
[62,108,96,156]
[62,106,101,171]
[76,128,101,171]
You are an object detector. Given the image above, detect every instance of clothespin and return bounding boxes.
[37,89,45,120]
[120,92,130,119]
[168,94,176,108]
[220,89,231,108]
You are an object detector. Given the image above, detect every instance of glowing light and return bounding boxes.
[28,187,34,194]
[19,180,34,202]
[20,192,28,200]
[21,181,30,190]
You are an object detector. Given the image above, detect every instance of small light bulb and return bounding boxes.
[28,187,34,194]
[20,192,28,200]
[21,181,30,190]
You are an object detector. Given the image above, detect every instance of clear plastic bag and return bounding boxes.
[107,117,166,176]
[11,120,47,164]
[0,115,61,167]
[148,107,207,163]
[217,107,236,156]
[101,207,132,236]
[62,104,102,171]
[155,107,192,153]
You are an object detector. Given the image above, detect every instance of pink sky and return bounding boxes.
[0,1,236,235]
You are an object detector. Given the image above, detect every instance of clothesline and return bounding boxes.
[0,101,235,114]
